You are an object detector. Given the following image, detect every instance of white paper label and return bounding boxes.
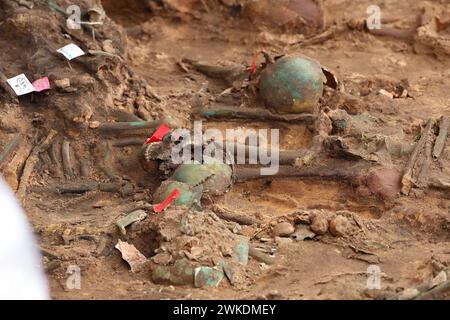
[57,43,85,60]
[6,74,35,96]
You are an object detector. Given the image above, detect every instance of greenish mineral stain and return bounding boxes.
[129,121,150,128]
[153,180,202,209]
[233,237,249,266]
[152,259,195,285]
[334,119,348,130]
[170,163,214,187]
[170,163,232,196]
[203,111,216,117]
[194,266,224,288]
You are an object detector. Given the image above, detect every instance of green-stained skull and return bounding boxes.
[153,180,203,210]
[170,162,233,196]
[259,55,324,114]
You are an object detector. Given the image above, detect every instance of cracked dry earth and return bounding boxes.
[0,0,449,300]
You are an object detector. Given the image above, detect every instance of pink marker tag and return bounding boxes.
[32,77,50,92]
[145,124,170,145]
[153,189,181,213]
[250,51,262,80]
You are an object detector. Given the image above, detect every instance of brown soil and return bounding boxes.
[1,0,449,300]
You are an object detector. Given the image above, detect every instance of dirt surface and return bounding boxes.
[0,0,449,300]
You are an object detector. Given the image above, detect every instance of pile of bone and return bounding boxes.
[267,210,362,242]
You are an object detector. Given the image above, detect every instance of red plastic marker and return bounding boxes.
[144,124,171,145]
[153,189,181,213]
[250,52,262,80]
[32,77,50,92]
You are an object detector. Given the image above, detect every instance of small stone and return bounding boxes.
[89,121,100,129]
[221,261,246,286]
[136,105,153,121]
[397,60,407,67]
[275,236,293,246]
[54,78,70,89]
[430,271,447,288]
[92,199,112,208]
[379,89,394,99]
[272,222,295,237]
[194,266,224,288]
[17,0,34,9]
[189,246,203,258]
[71,75,95,87]
[134,95,148,109]
[399,288,420,300]
[152,258,195,285]
[151,252,172,266]
[239,226,255,237]
[329,215,351,237]
[398,88,408,98]
[310,214,329,235]
[102,39,116,54]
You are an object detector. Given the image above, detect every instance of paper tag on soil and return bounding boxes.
[6,74,35,96]
[32,77,50,92]
[57,43,85,60]
[115,240,147,273]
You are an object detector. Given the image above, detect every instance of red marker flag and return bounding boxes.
[250,52,262,80]
[145,124,170,145]
[32,77,50,92]
[153,189,181,213]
